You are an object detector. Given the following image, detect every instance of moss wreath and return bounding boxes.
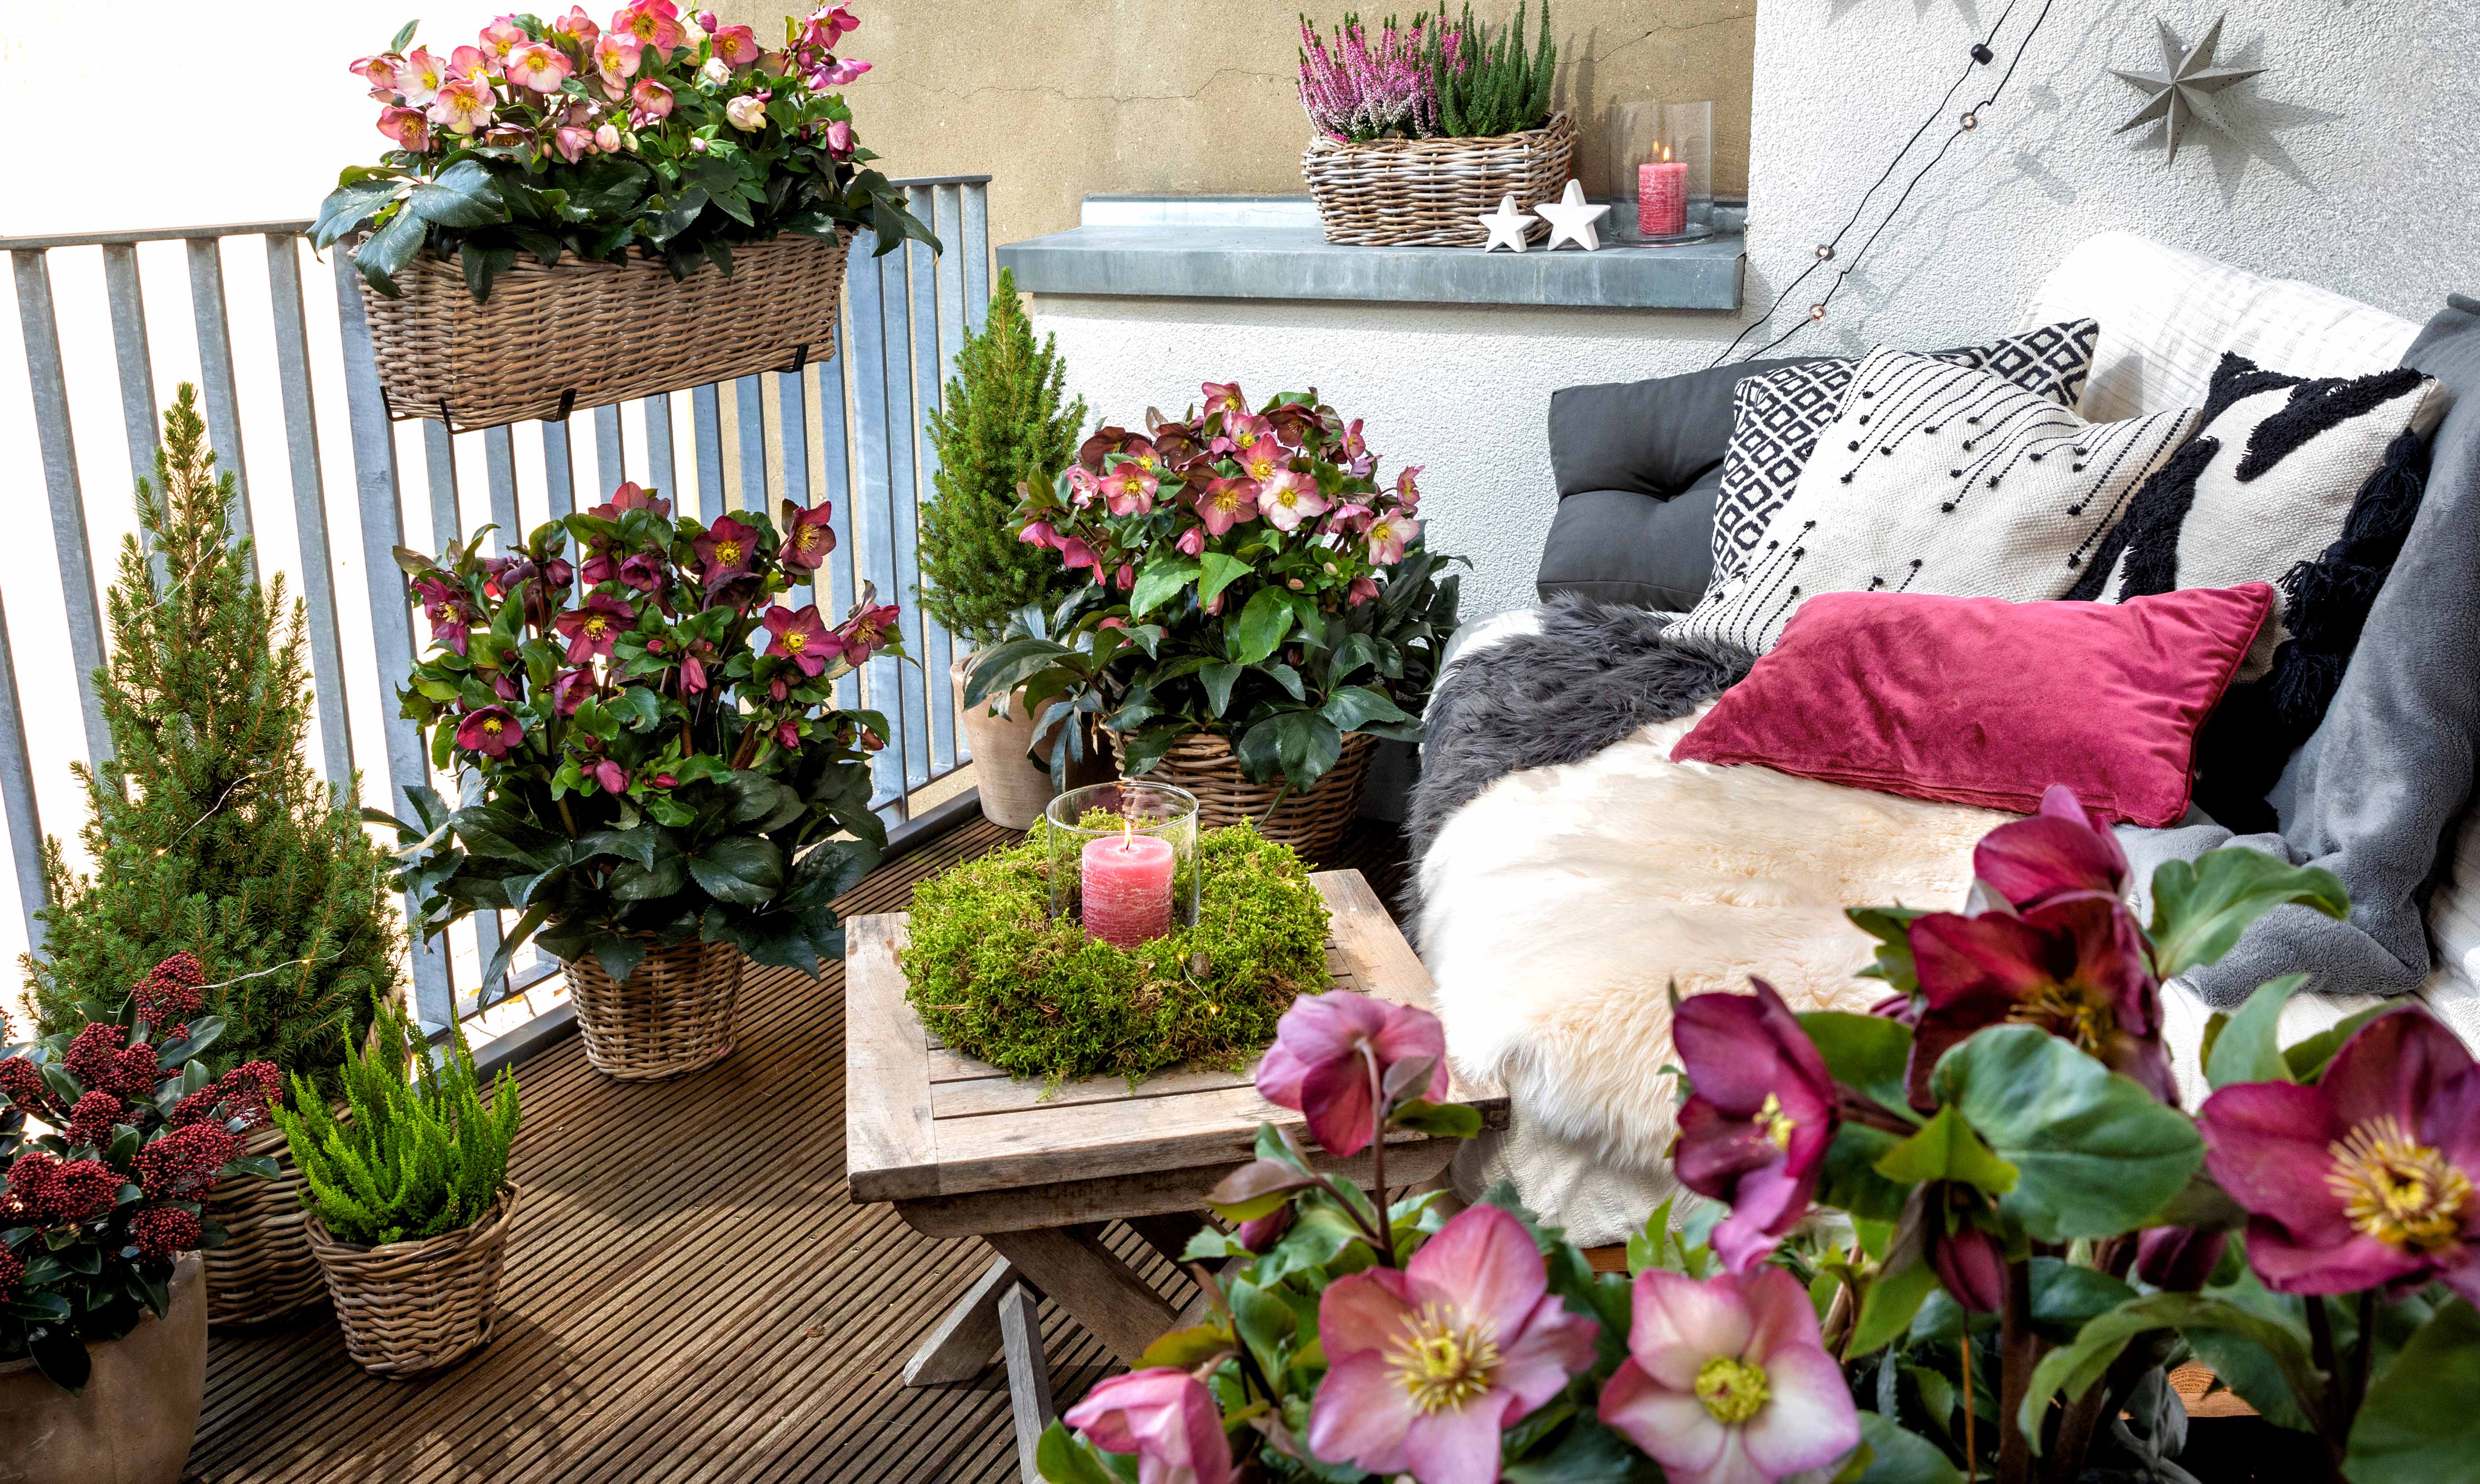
[901,823,1332,1086]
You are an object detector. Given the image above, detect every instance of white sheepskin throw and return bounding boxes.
[1416,705,2011,1243]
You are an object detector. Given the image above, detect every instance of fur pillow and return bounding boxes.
[1673,348,2197,655]
[1709,320,2101,585]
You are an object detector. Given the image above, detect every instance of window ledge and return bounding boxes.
[997,195,1746,312]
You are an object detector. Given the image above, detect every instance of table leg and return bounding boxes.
[997,1282,1054,1484]
[982,1225,1181,1366]
[902,1255,1024,1387]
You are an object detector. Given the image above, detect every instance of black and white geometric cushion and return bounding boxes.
[1674,347,2196,656]
[1710,320,2101,586]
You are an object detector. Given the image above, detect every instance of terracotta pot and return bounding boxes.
[0,1252,206,1484]
[952,653,1065,831]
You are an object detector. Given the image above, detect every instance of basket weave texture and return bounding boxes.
[561,937,745,1081]
[1301,114,1576,246]
[354,231,853,432]
[306,1183,518,1379]
[202,1119,325,1328]
[1109,730,1377,859]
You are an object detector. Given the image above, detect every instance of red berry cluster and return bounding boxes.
[64,1089,125,1148]
[0,1055,57,1119]
[2,1151,121,1224]
[133,1122,240,1201]
[128,1206,203,1262]
[169,1061,281,1133]
[131,951,208,1029]
[61,1023,168,1100]
[0,1244,21,1295]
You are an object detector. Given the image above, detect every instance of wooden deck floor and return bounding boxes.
[189,812,1411,1484]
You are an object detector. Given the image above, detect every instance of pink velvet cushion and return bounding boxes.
[1672,583,2275,827]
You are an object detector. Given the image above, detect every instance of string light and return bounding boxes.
[1710,0,2058,367]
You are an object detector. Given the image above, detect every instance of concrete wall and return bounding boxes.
[1742,0,2480,350]
[719,0,1758,251]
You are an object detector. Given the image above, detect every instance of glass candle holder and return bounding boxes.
[1045,781,1202,949]
[1603,99,1714,244]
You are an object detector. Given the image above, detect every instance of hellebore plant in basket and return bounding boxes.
[367,482,901,988]
[315,2,935,296]
[1,954,280,1392]
[1038,788,2480,1484]
[967,382,1462,800]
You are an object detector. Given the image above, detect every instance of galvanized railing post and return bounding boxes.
[0,586,48,957]
[185,237,258,561]
[264,233,358,792]
[11,248,114,771]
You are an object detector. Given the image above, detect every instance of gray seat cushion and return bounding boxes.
[1537,470,1721,613]
[1547,358,1810,501]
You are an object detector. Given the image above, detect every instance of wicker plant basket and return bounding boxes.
[1108,730,1377,860]
[201,1120,324,1328]
[353,231,853,432]
[1301,113,1576,247]
[561,937,744,1081]
[306,1184,518,1379]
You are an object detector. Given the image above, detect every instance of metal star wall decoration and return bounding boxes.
[2109,12,2266,165]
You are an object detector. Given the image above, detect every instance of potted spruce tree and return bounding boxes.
[18,388,401,1329]
[917,267,1088,829]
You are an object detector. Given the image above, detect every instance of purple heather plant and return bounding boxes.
[1297,11,1453,141]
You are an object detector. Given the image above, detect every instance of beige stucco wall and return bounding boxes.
[720,0,1756,251]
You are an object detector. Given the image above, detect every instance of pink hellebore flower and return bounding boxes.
[506,42,573,91]
[835,601,901,667]
[1671,979,1840,1273]
[1235,439,1286,486]
[695,8,719,31]
[590,758,629,794]
[589,479,670,518]
[1347,575,1379,607]
[1100,464,1158,516]
[591,34,642,93]
[631,78,674,117]
[352,52,405,95]
[398,47,447,105]
[1365,513,1417,565]
[553,6,601,47]
[1975,782,2131,911]
[1254,989,1448,1157]
[615,0,686,55]
[555,126,596,163]
[447,44,494,80]
[550,668,596,716]
[478,18,529,70]
[1063,1367,1231,1484]
[761,604,839,677]
[595,122,625,152]
[1057,538,1103,579]
[2198,1007,2480,1304]
[1599,1266,1860,1484]
[1175,525,1207,558]
[809,57,869,88]
[824,118,855,155]
[1018,520,1060,550]
[2134,1225,2229,1293]
[1326,501,1374,536]
[1394,464,1423,514]
[456,706,525,758]
[1115,563,1136,592]
[1201,380,1247,417]
[1066,466,1103,508]
[694,514,760,585]
[552,592,635,662]
[803,2,861,48]
[1223,413,1274,458]
[378,106,433,151]
[1259,468,1329,533]
[712,23,761,63]
[724,94,768,131]
[1192,478,1259,537]
[1310,1204,1600,1484]
[1340,418,1374,478]
[428,77,498,135]
[782,501,838,574]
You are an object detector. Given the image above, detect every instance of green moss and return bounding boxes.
[902,824,1331,1086]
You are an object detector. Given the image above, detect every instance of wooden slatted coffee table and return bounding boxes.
[844,868,1505,1481]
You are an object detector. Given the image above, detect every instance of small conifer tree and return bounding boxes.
[917,268,1087,651]
[20,385,400,1098]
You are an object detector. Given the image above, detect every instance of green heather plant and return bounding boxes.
[917,267,1088,653]
[21,388,401,1102]
[1427,0,1556,139]
[272,996,519,1247]
[901,824,1329,1085]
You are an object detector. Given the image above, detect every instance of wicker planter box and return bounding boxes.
[307,1184,518,1379]
[353,231,854,432]
[1301,113,1577,246]
[1108,730,1377,859]
[201,1119,324,1328]
[561,936,745,1081]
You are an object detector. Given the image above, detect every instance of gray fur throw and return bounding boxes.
[1406,598,1753,863]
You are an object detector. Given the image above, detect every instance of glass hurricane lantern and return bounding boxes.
[1044,782,1202,949]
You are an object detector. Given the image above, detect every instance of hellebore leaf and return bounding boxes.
[2204,972,2309,1089]
[2343,1299,2480,1482]
[2147,849,2347,980]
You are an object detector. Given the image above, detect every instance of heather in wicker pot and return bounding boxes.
[968,384,1461,856]
[273,997,521,1379]
[368,483,899,1080]
[3,955,281,1483]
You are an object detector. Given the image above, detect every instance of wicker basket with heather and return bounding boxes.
[967,382,1461,857]
[312,3,937,430]
[367,483,901,1081]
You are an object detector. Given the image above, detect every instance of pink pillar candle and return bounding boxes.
[1638,160,1688,237]
[1081,832,1176,948]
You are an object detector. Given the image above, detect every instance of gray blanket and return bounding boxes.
[1411,296,2480,1009]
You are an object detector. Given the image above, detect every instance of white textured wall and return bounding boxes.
[1744,0,2479,350]
[1029,296,1746,622]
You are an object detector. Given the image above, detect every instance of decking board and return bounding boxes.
[189,813,1410,1483]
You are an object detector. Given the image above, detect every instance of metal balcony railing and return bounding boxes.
[1,176,992,1035]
